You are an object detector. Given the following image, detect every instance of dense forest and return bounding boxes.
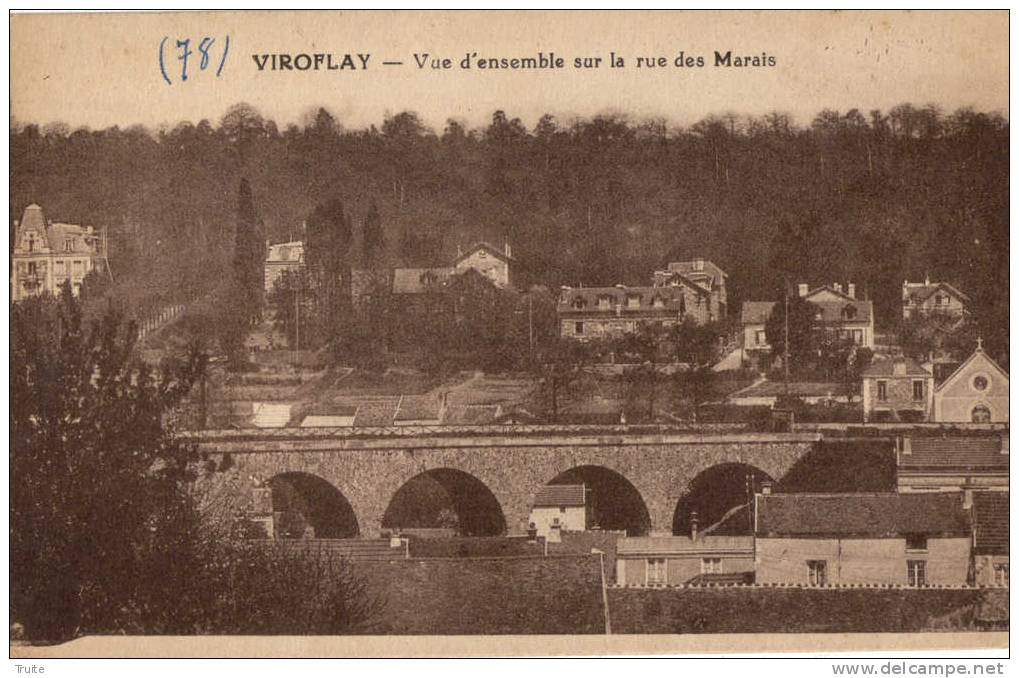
[9,102,1009,353]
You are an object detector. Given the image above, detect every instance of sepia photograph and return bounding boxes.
[7,9,1010,661]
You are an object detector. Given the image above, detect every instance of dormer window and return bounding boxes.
[652,296,665,309]
[597,296,611,310]
[841,305,857,320]
[64,238,74,252]
[626,295,641,309]
[279,246,290,261]
[572,297,586,310]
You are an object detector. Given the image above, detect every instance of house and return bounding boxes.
[453,242,515,289]
[652,257,728,319]
[933,340,1009,423]
[896,436,1008,493]
[530,484,588,539]
[902,277,969,320]
[264,240,304,292]
[861,357,934,422]
[615,535,754,586]
[741,282,874,364]
[971,492,1008,587]
[558,283,713,341]
[754,489,972,586]
[11,204,104,301]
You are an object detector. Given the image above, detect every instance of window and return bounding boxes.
[853,329,863,344]
[701,558,722,574]
[27,262,37,276]
[756,330,767,346]
[877,380,888,402]
[993,563,1009,587]
[646,558,667,585]
[652,296,665,309]
[905,535,928,552]
[679,295,686,315]
[912,380,925,401]
[842,305,857,320]
[574,322,584,336]
[907,560,926,587]
[73,261,83,275]
[972,405,992,423]
[559,507,566,514]
[807,560,828,586]
[279,246,290,261]
[935,295,944,306]
[973,375,989,392]
[27,234,35,252]
[64,238,74,252]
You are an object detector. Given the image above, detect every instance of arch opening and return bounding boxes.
[546,465,651,536]
[268,472,360,539]
[383,468,507,537]
[672,463,774,536]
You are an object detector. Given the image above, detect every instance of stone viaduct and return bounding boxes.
[184,427,823,537]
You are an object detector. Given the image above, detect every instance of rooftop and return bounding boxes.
[863,357,932,378]
[972,492,1008,555]
[756,492,971,538]
[899,436,1008,471]
[617,535,753,556]
[392,267,452,294]
[533,484,586,508]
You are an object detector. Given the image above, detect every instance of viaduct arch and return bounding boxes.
[188,429,820,536]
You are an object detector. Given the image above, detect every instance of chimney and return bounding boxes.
[694,257,704,271]
[834,282,842,294]
[847,283,856,299]
[504,241,512,258]
[798,283,809,297]
[924,272,930,286]
[456,243,463,258]
[761,480,773,495]
[963,487,974,511]
[690,511,699,541]
[893,358,907,377]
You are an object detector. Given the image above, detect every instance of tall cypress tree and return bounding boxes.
[362,200,384,268]
[233,178,263,324]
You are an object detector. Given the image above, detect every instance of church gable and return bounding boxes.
[937,350,1009,399]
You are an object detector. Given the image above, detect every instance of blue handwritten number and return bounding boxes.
[176,39,192,81]
[160,35,230,84]
[198,37,214,70]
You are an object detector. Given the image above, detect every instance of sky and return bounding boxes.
[10,10,1009,132]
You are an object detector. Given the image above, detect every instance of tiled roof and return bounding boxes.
[863,357,932,378]
[904,281,970,305]
[15,205,97,255]
[972,492,1008,555]
[558,285,706,314]
[756,492,970,537]
[351,398,400,426]
[732,380,842,398]
[453,241,514,264]
[533,484,586,507]
[394,395,443,422]
[740,299,873,325]
[442,404,502,425]
[899,437,1007,471]
[392,267,452,294]
[665,259,727,282]
[617,535,753,556]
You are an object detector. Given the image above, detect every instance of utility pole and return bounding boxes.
[528,293,534,358]
[784,278,790,396]
[294,279,300,360]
